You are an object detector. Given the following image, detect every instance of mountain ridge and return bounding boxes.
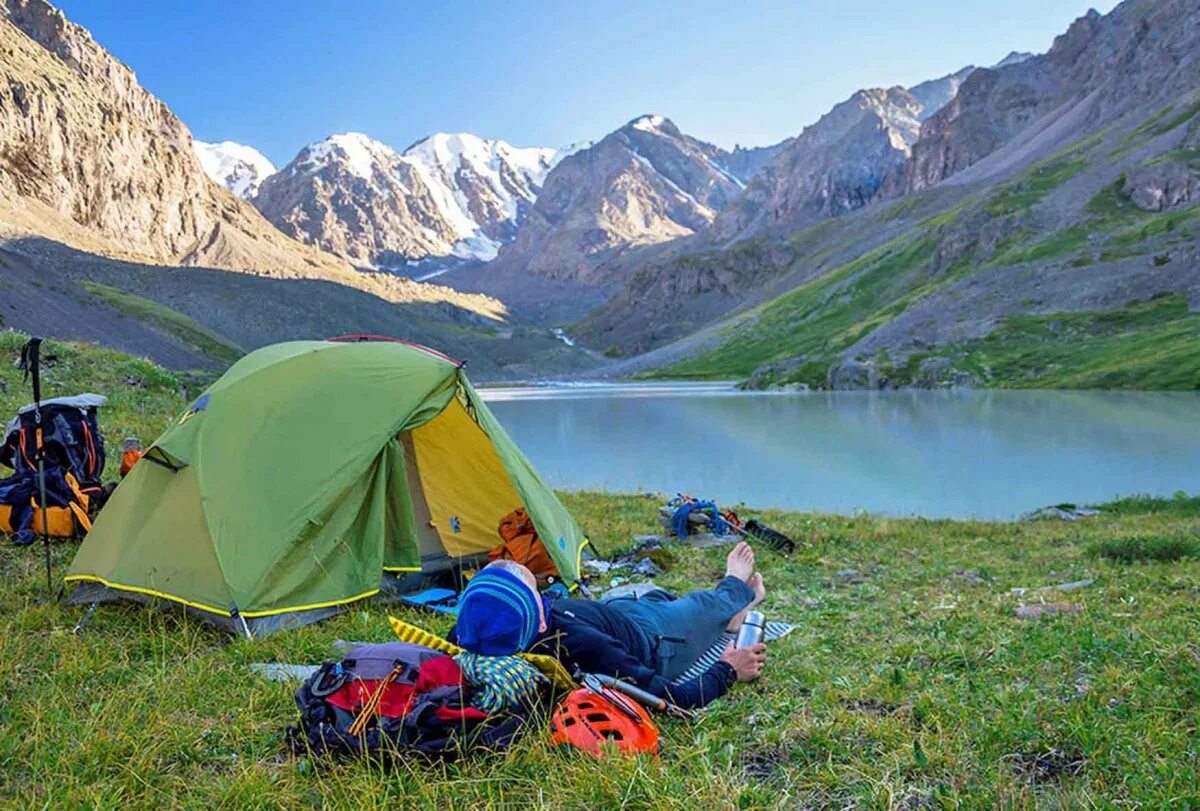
[252,130,574,271]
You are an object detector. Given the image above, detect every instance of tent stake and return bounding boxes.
[231,604,253,640]
[72,601,98,635]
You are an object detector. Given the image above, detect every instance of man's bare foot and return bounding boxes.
[726,573,768,630]
[725,541,754,583]
[748,572,766,608]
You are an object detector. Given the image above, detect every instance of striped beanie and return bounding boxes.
[454,567,540,655]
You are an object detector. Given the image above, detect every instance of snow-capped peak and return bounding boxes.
[296,132,398,180]
[630,114,668,133]
[403,131,563,190]
[193,140,276,199]
[396,132,568,260]
[263,130,568,265]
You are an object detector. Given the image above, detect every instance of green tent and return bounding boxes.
[67,339,587,636]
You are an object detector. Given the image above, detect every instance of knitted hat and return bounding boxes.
[454,567,540,655]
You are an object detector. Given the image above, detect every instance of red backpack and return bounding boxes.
[286,641,532,760]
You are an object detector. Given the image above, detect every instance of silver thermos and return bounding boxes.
[734,610,765,648]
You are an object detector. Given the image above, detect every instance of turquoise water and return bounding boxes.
[480,383,1200,519]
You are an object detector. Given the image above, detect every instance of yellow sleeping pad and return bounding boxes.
[388,615,576,690]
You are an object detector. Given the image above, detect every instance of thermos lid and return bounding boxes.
[743,610,765,627]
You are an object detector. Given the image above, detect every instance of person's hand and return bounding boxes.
[720,641,766,682]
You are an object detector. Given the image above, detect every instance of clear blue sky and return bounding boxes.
[55,0,1118,166]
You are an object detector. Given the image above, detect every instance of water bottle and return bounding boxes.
[735,610,765,649]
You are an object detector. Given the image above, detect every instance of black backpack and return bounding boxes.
[285,641,535,762]
[1,397,106,487]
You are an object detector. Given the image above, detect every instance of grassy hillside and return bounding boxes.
[2,338,1200,807]
[80,282,245,367]
[647,111,1200,391]
[887,294,1200,390]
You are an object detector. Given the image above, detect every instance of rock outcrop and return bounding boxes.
[1123,160,1200,212]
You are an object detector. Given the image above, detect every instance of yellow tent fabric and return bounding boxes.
[411,395,523,557]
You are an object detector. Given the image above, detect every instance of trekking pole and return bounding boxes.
[581,672,696,720]
[19,338,53,597]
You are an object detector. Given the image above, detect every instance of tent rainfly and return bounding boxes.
[66,339,587,636]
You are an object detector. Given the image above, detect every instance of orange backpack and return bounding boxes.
[488,508,561,585]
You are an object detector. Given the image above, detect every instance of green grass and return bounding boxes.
[1099,492,1200,518]
[983,154,1089,217]
[81,281,245,366]
[1109,100,1200,160]
[919,295,1200,390]
[971,176,1199,269]
[1095,535,1200,564]
[4,339,1200,806]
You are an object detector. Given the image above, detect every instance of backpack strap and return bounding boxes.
[63,472,92,533]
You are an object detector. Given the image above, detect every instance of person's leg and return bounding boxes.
[607,542,762,680]
[726,572,767,631]
[610,576,755,680]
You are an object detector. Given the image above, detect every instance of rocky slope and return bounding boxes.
[474,115,745,287]
[710,88,926,241]
[909,1,1198,192]
[588,0,1200,385]
[0,0,506,320]
[193,140,276,199]
[716,140,789,182]
[0,0,331,275]
[253,131,564,270]
[908,66,977,121]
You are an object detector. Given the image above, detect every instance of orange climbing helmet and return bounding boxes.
[549,686,659,757]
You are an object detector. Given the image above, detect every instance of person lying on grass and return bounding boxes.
[450,542,768,710]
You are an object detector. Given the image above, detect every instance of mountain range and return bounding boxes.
[2,0,1198,390]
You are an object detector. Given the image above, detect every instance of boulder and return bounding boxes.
[827,358,879,389]
[914,356,978,389]
[1122,161,1199,212]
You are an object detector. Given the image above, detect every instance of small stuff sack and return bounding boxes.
[489,508,561,586]
[286,641,528,760]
